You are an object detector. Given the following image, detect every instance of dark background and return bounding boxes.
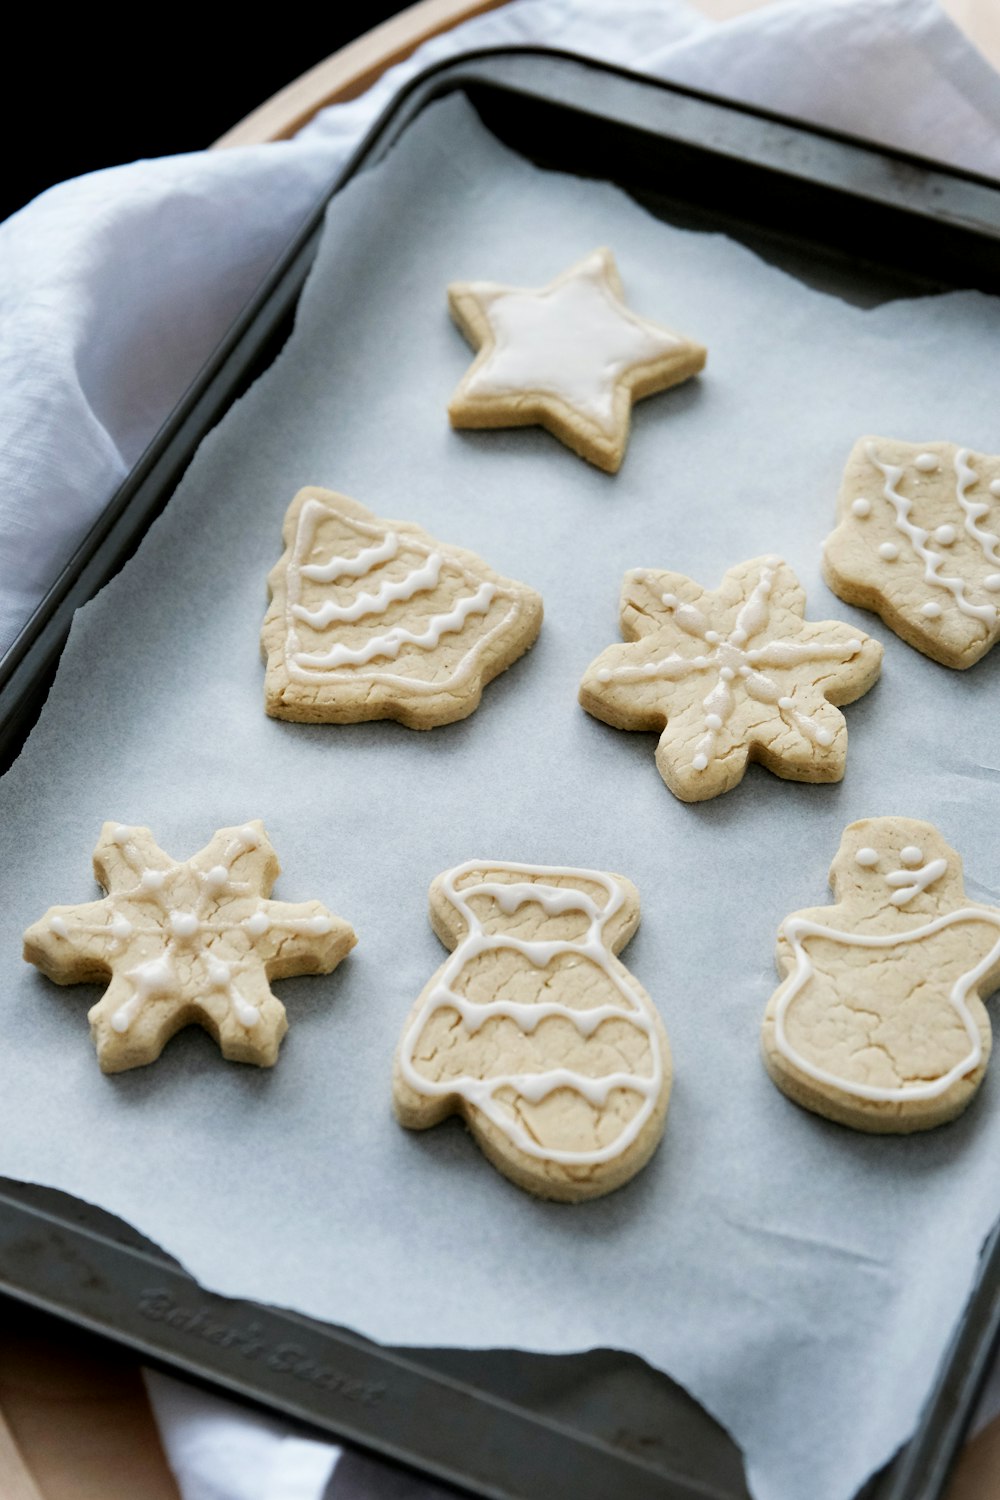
[3,7,411,223]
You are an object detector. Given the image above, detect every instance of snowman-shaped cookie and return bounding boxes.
[761,818,1000,1132]
[393,861,672,1201]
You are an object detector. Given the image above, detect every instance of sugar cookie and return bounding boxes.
[761,818,1000,1132]
[580,556,882,802]
[823,438,1000,667]
[23,821,356,1072]
[393,861,671,1201]
[447,248,706,473]
[262,488,543,727]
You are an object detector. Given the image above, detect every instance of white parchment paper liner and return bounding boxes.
[2,94,999,1500]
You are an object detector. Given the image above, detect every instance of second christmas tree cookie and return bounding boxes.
[262,488,543,728]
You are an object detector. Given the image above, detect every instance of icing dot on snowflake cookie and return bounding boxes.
[823,438,1000,668]
[22,821,356,1072]
[446,248,707,473]
[580,555,882,802]
[761,817,1000,1133]
[851,498,871,517]
[393,861,672,1201]
[991,479,1000,497]
[986,574,1000,592]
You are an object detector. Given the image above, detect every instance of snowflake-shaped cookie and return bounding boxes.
[579,556,883,802]
[22,821,356,1072]
[447,248,706,473]
[823,437,1000,668]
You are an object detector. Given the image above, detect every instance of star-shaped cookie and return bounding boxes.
[579,556,883,802]
[447,248,706,473]
[23,821,356,1072]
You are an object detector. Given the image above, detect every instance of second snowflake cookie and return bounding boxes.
[580,556,883,802]
[393,861,672,1201]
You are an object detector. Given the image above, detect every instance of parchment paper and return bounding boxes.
[2,94,1000,1500]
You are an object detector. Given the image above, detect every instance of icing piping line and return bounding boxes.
[398,861,663,1167]
[773,909,1000,1102]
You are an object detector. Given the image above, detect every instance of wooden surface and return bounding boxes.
[6,2,1000,1497]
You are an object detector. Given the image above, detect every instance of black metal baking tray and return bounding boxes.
[2,47,1000,1500]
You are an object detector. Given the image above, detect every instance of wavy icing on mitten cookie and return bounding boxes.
[580,556,883,802]
[23,821,356,1072]
[822,438,1000,667]
[262,489,542,728]
[761,818,1000,1132]
[447,248,706,473]
[393,861,672,1202]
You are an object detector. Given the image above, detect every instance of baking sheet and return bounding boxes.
[2,92,1000,1500]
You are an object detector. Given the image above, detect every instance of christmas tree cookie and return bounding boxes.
[393,861,672,1202]
[761,818,1000,1133]
[23,821,356,1072]
[447,248,706,473]
[823,438,1000,668]
[579,556,882,803]
[262,488,543,727]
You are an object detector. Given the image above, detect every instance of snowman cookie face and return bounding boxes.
[393,861,672,1201]
[761,818,1000,1133]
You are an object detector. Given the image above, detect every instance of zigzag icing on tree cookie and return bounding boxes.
[262,489,543,728]
[761,818,1000,1132]
[393,861,672,1202]
[580,556,882,802]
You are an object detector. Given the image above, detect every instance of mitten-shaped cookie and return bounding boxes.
[761,818,1000,1132]
[23,821,356,1072]
[580,557,882,802]
[393,861,672,1201]
[822,438,1000,668]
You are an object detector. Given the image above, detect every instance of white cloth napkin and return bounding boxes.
[4,0,999,1495]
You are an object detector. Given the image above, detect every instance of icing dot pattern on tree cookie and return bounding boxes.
[392,861,672,1202]
[822,437,1000,668]
[261,488,543,728]
[446,248,707,474]
[579,556,883,803]
[22,821,356,1073]
[761,818,1000,1133]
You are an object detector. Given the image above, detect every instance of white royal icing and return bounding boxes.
[865,445,1000,625]
[885,857,948,907]
[398,862,663,1167]
[599,562,860,770]
[855,848,879,868]
[774,908,1000,1101]
[283,500,521,693]
[460,252,682,433]
[51,825,332,1038]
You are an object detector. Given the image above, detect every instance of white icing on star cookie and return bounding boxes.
[580,556,882,802]
[823,438,1000,668]
[447,248,706,473]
